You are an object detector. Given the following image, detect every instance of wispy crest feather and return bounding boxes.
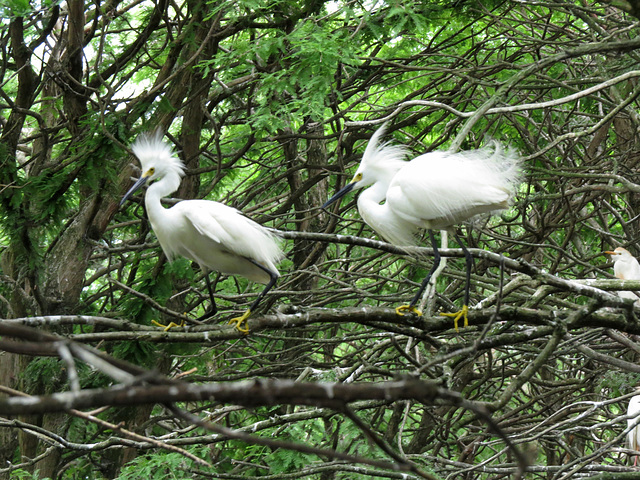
[131,131,186,178]
[361,123,409,172]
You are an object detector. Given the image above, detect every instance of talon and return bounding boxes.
[439,305,469,332]
[228,309,251,334]
[151,319,184,331]
[396,304,422,316]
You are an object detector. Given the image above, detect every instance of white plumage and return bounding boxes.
[628,394,640,466]
[121,132,283,332]
[323,123,521,329]
[605,247,640,302]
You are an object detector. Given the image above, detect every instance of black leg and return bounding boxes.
[408,229,441,308]
[196,273,218,322]
[452,231,473,308]
[440,231,474,330]
[248,271,279,313]
[396,230,440,316]
[228,259,279,333]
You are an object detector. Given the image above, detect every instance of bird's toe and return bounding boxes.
[396,304,422,316]
[151,319,185,331]
[439,305,469,332]
[228,309,251,334]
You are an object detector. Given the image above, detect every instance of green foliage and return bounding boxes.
[22,356,107,395]
[265,447,317,474]
[6,469,47,480]
[0,0,33,18]
[201,3,365,132]
[111,339,158,370]
[115,451,200,480]
[3,0,640,477]
[162,257,195,282]
[22,358,67,394]
[600,370,640,398]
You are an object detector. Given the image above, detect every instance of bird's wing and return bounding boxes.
[387,152,515,229]
[179,200,283,270]
[626,259,640,281]
[628,397,640,450]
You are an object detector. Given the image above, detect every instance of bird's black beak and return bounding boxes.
[120,176,149,207]
[322,182,356,209]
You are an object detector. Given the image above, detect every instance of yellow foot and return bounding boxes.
[151,319,185,331]
[439,305,469,332]
[228,309,251,334]
[396,304,422,316]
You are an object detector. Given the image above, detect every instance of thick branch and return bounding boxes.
[0,378,444,415]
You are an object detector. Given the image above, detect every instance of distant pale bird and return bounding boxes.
[628,394,640,466]
[323,124,521,330]
[604,247,640,302]
[120,132,283,333]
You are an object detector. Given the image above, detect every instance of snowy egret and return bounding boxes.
[604,247,640,302]
[322,124,521,330]
[120,132,283,333]
[628,394,640,466]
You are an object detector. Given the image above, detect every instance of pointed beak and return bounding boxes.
[603,251,618,256]
[120,175,149,207]
[322,181,356,209]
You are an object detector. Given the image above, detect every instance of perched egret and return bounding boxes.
[628,394,640,466]
[120,132,283,333]
[322,124,521,330]
[604,247,640,302]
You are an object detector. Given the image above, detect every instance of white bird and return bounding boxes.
[322,124,521,330]
[628,394,640,466]
[120,132,283,333]
[604,247,640,302]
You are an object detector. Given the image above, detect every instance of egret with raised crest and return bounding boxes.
[322,123,521,330]
[120,132,283,333]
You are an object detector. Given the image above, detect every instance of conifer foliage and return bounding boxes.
[2,1,640,478]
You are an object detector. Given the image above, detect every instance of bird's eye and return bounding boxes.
[353,173,363,182]
[147,167,155,177]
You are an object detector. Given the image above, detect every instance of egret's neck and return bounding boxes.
[357,178,418,246]
[144,172,181,225]
[357,181,390,231]
[359,180,389,207]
